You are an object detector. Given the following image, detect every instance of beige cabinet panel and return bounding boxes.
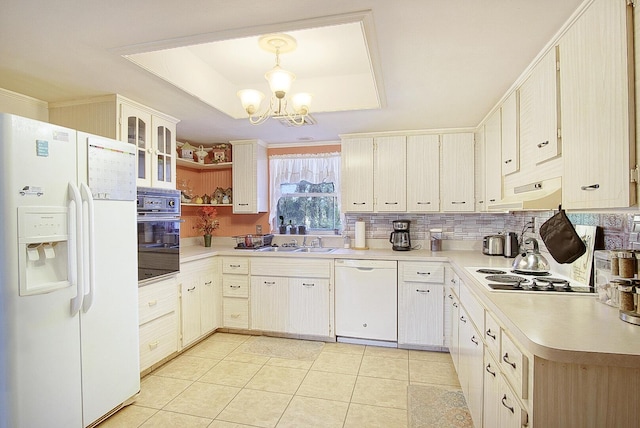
[288,278,330,336]
[180,273,201,347]
[474,128,486,212]
[441,133,475,211]
[223,298,249,329]
[398,282,444,347]
[341,137,374,212]
[231,140,268,213]
[560,0,635,209]
[484,111,502,205]
[200,268,219,334]
[407,134,440,212]
[250,276,289,332]
[374,135,406,211]
[501,92,519,176]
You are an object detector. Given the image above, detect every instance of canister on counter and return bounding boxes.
[611,250,620,275]
[610,279,632,308]
[619,284,635,311]
[618,251,635,278]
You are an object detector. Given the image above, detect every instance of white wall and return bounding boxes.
[0,88,48,121]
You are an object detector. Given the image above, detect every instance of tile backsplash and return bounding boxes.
[344,211,636,250]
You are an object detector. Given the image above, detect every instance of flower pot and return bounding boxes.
[203,234,212,247]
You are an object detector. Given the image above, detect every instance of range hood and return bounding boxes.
[488,177,562,212]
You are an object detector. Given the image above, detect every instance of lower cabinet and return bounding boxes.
[222,257,250,329]
[250,257,332,337]
[179,258,220,348]
[138,275,179,372]
[398,261,445,347]
[457,304,484,427]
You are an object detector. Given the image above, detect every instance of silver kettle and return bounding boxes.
[512,238,550,273]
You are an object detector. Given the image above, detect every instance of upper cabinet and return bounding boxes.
[484,111,502,206]
[407,134,440,212]
[519,47,561,165]
[49,94,179,189]
[500,92,519,176]
[559,0,635,209]
[341,137,375,212]
[474,128,486,212]
[374,136,407,212]
[231,139,268,214]
[441,133,475,212]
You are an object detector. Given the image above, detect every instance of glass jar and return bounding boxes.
[610,279,632,308]
[618,251,635,278]
[611,250,620,275]
[619,284,635,311]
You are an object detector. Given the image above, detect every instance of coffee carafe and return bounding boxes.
[389,220,411,251]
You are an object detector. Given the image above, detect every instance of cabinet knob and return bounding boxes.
[149,341,159,350]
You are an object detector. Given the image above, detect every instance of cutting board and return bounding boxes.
[571,225,598,285]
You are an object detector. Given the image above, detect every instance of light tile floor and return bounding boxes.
[99,333,460,428]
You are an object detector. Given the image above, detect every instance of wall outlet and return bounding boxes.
[530,216,536,233]
[256,224,263,235]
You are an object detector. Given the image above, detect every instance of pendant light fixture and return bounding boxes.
[237,34,313,126]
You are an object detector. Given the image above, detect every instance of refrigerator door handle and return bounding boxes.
[68,183,84,316]
[80,183,96,312]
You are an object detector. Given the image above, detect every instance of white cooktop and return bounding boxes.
[465,266,593,294]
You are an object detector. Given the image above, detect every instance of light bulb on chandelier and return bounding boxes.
[237,34,313,126]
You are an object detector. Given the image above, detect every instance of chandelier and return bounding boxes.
[237,34,312,126]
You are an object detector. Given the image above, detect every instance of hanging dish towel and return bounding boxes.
[539,205,586,264]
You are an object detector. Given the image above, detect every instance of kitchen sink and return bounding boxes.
[296,247,336,253]
[256,246,300,252]
[255,246,335,253]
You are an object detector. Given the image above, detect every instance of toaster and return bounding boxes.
[483,235,505,256]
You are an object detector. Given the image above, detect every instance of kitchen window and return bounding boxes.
[269,152,341,233]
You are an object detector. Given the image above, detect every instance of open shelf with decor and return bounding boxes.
[176,158,233,170]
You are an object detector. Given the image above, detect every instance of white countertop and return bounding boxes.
[180,243,640,367]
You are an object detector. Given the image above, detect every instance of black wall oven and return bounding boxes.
[137,187,181,282]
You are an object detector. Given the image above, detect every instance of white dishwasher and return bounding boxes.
[335,259,398,342]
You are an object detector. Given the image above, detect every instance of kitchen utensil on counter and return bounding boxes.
[512,237,550,273]
[504,232,519,258]
[482,235,505,255]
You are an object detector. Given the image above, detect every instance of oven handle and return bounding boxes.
[137,217,184,223]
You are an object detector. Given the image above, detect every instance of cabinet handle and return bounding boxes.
[451,279,457,284]
[352,202,366,205]
[453,302,458,308]
[303,283,315,287]
[471,336,479,345]
[229,264,241,268]
[478,200,484,204]
[417,201,431,205]
[187,286,196,292]
[149,341,159,350]
[230,285,241,289]
[537,140,549,148]
[504,159,512,164]
[448,294,453,299]
[503,353,517,369]
[264,281,276,285]
[148,300,158,307]
[489,198,496,202]
[485,363,496,377]
[416,289,430,293]
[460,316,467,323]
[580,184,600,191]
[417,271,431,276]
[486,329,496,340]
[501,395,515,414]
[205,281,212,285]
[451,201,466,204]
[231,313,240,318]
[238,203,249,206]
[384,202,398,205]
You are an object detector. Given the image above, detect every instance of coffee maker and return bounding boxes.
[389,220,411,251]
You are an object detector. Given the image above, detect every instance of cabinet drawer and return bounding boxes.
[500,331,528,399]
[250,257,331,278]
[138,280,178,325]
[460,281,484,333]
[222,257,249,275]
[223,297,249,329]
[223,275,249,297]
[401,261,445,283]
[139,312,178,371]
[484,311,500,358]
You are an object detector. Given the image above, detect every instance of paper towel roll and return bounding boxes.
[355,220,366,249]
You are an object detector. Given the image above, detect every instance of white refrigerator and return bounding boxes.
[0,113,140,428]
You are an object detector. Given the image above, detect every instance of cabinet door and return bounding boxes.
[151,116,176,189]
[483,350,501,428]
[288,278,330,336]
[398,282,444,346]
[180,274,201,347]
[120,103,152,187]
[341,137,374,212]
[200,268,219,334]
[474,129,486,212]
[484,111,502,206]
[560,0,634,209]
[374,136,406,211]
[441,133,475,211]
[458,306,484,427]
[501,92,519,176]
[449,293,460,370]
[520,48,560,164]
[407,134,440,212]
[232,140,268,213]
[498,375,528,428]
[250,276,288,332]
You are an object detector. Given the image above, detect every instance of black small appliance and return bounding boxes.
[389,220,411,251]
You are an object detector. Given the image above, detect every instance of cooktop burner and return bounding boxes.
[485,274,529,284]
[511,269,551,276]
[476,268,507,275]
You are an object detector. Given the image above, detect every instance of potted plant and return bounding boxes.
[193,206,220,247]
